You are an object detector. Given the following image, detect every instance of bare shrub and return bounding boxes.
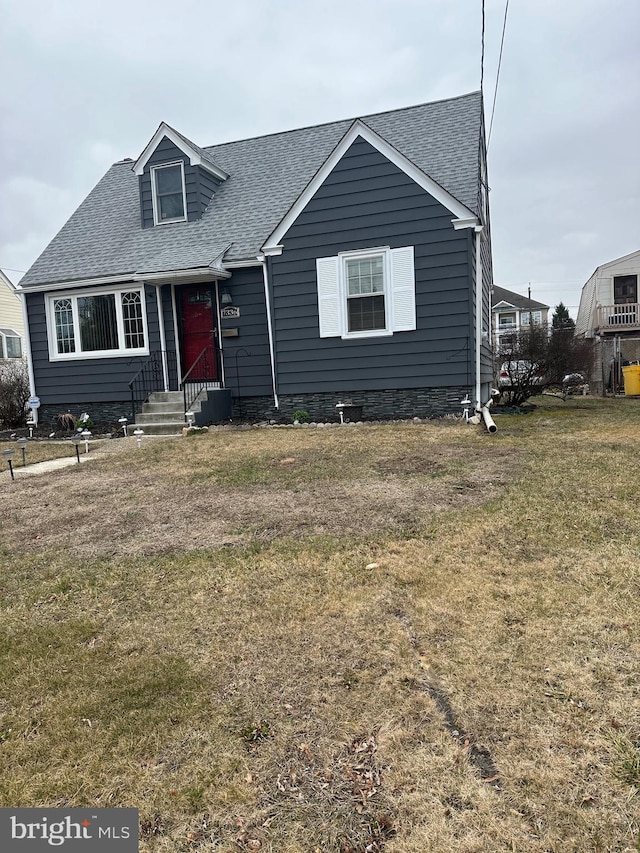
[0,359,29,427]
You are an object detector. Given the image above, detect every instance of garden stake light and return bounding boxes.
[118,417,128,437]
[134,428,144,448]
[17,437,28,466]
[81,430,91,454]
[2,449,15,480]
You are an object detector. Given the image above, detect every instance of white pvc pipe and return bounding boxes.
[481,405,497,433]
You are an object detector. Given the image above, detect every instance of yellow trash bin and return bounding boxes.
[622,364,640,396]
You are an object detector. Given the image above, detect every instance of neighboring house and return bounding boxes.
[17,91,494,427]
[491,285,549,351]
[0,269,24,360]
[575,249,640,394]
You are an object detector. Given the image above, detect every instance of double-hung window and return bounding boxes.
[48,289,148,360]
[151,162,187,225]
[316,246,416,339]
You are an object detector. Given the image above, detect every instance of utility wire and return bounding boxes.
[487,0,510,150]
[480,0,486,94]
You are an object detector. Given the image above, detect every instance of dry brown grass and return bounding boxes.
[0,399,638,852]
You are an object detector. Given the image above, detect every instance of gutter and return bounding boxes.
[16,266,230,294]
[257,254,279,410]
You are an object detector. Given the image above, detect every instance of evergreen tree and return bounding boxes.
[552,302,575,331]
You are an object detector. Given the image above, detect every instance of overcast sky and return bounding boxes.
[1,0,638,316]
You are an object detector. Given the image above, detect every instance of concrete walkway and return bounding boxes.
[1,435,179,481]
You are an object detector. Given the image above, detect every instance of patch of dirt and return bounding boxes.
[1,441,518,558]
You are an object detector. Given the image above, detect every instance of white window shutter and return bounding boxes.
[316,255,341,337]
[390,246,416,332]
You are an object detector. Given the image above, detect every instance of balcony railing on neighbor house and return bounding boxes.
[594,303,640,332]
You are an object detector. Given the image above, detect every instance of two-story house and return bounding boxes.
[17,91,494,429]
[575,249,640,394]
[491,285,549,352]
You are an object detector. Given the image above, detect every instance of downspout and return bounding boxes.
[214,281,226,388]
[154,284,169,392]
[258,254,279,410]
[170,284,183,385]
[474,225,484,411]
[17,289,38,425]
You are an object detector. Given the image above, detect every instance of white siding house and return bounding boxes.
[491,285,549,351]
[575,249,640,337]
[0,269,24,360]
[575,249,640,395]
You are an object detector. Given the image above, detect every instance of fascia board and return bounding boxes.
[19,266,232,293]
[262,120,476,251]
[16,273,138,294]
[133,267,231,283]
[492,300,517,310]
[133,123,228,180]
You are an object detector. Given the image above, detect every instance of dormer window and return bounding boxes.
[151,162,187,225]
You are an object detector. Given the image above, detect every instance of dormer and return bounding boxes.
[132,122,228,228]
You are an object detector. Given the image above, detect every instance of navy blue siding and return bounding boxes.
[27,284,162,405]
[139,137,222,228]
[220,267,272,398]
[270,137,474,394]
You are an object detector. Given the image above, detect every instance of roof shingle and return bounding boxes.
[20,91,483,288]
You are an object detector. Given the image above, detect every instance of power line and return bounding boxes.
[487,0,510,150]
[480,0,486,95]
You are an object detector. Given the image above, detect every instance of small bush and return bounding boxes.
[292,410,310,423]
[75,412,94,430]
[0,360,29,428]
[57,412,76,432]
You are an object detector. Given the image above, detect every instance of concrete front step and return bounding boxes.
[130,421,186,436]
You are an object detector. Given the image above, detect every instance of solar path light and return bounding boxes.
[2,448,15,480]
[81,430,92,454]
[17,437,28,466]
[133,428,144,449]
[118,416,128,437]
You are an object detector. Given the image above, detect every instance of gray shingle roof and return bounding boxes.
[20,91,483,288]
[492,286,549,311]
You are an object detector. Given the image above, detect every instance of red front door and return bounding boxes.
[180,285,218,379]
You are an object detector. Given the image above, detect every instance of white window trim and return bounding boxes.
[151,161,188,226]
[339,247,392,339]
[45,285,150,361]
[316,245,416,340]
[0,328,23,359]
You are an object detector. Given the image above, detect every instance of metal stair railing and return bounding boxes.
[181,345,218,416]
[128,350,177,423]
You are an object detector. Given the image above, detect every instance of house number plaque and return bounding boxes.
[221,306,240,318]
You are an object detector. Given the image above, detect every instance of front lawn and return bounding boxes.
[0,397,638,852]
